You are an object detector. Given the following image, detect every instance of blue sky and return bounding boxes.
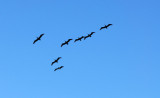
[0,0,160,98]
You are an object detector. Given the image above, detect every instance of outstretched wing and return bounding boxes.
[107,24,112,26]
[39,33,44,38]
[91,32,95,35]
[68,39,73,42]
[61,43,65,47]
[106,24,112,28]
[84,36,88,40]
[51,61,56,66]
[100,27,105,30]
[33,39,38,44]
[80,36,84,39]
[74,39,78,42]
[54,68,58,71]
[57,57,61,61]
[60,66,64,69]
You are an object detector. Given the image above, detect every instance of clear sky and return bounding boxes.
[0,0,160,98]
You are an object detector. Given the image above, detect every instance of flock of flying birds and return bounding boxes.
[33,24,112,71]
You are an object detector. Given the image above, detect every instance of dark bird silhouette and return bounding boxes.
[33,33,44,44]
[100,24,112,30]
[74,36,84,42]
[61,39,73,47]
[51,57,62,66]
[88,32,95,37]
[84,32,95,40]
[54,66,64,71]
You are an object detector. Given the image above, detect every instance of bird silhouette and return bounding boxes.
[74,36,84,42]
[100,24,112,30]
[54,66,64,71]
[51,57,62,66]
[61,39,73,47]
[84,32,95,40]
[33,33,44,44]
[88,32,95,37]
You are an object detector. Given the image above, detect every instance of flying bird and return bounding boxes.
[54,66,64,71]
[33,33,44,44]
[88,32,95,37]
[74,36,84,42]
[61,39,73,47]
[100,24,112,30]
[84,32,95,40]
[51,57,62,66]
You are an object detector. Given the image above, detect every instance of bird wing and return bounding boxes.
[84,36,88,40]
[74,39,78,42]
[68,39,73,42]
[57,57,61,61]
[60,66,64,69]
[54,68,58,71]
[108,24,112,26]
[80,36,84,39]
[61,43,65,47]
[33,39,38,44]
[51,61,55,65]
[91,32,95,35]
[39,34,44,38]
[100,27,105,30]
[106,24,112,28]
